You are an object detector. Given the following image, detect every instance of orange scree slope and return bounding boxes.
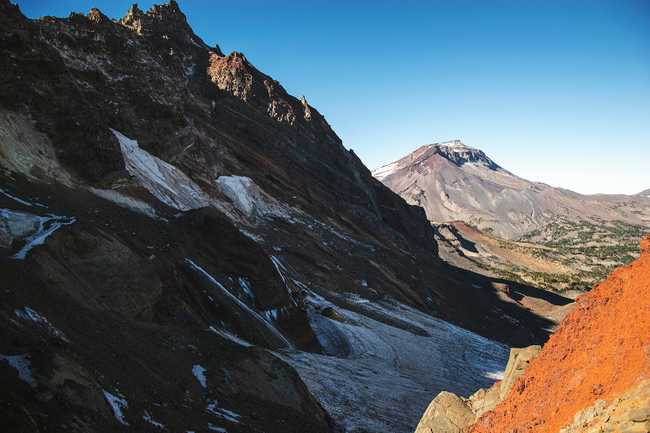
[470,237,650,433]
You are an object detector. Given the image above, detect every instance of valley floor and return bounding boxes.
[434,220,645,293]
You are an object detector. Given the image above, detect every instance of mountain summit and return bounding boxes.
[374,140,501,182]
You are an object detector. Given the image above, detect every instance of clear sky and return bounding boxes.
[15,0,650,195]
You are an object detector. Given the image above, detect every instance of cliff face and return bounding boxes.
[0,0,555,345]
[0,0,433,251]
[469,236,650,433]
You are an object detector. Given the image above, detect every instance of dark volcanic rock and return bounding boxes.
[0,2,560,432]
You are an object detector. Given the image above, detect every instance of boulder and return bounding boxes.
[414,391,475,433]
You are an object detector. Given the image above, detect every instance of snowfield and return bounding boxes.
[112,129,211,211]
[216,175,289,221]
[280,294,509,433]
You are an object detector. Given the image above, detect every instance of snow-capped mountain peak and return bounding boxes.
[426,140,501,171]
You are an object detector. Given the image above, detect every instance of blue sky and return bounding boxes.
[16,0,650,194]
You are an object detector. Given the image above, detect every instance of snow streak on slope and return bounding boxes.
[103,389,129,425]
[185,258,293,349]
[0,209,75,259]
[280,294,508,433]
[112,129,210,211]
[216,175,289,220]
[0,353,36,387]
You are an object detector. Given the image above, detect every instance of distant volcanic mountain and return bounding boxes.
[373,140,650,239]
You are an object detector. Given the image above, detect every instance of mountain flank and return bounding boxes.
[0,2,565,432]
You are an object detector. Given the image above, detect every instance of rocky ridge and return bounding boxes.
[0,2,562,432]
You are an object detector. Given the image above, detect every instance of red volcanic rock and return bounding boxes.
[470,242,650,433]
[641,235,650,254]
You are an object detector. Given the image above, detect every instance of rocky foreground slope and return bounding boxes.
[0,2,566,432]
[415,236,650,433]
[374,140,650,240]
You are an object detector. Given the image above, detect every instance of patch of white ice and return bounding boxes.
[143,410,165,429]
[192,364,207,388]
[15,307,69,342]
[281,295,509,433]
[237,277,254,301]
[0,188,47,208]
[206,400,241,423]
[186,258,292,349]
[103,389,129,425]
[216,175,288,220]
[0,353,36,387]
[263,308,279,322]
[270,255,287,285]
[0,209,75,259]
[111,129,210,211]
[238,228,262,243]
[207,326,252,347]
[89,187,158,219]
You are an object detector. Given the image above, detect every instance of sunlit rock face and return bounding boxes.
[469,239,650,433]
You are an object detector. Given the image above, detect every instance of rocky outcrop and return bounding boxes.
[414,345,541,433]
[414,391,475,433]
[495,345,541,402]
[468,237,650,433]
[558,380,650,433]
